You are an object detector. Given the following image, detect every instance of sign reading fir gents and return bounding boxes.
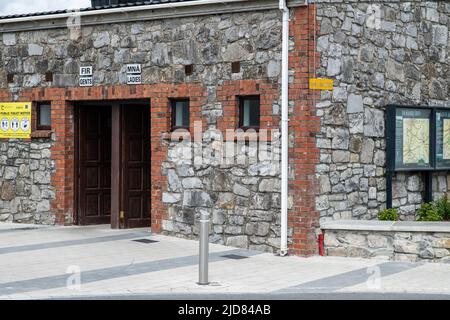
[79,66,93,87]
[386,105,450,171]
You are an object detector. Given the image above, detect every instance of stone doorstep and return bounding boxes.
[0,221,51,231]
[320,220,450,233]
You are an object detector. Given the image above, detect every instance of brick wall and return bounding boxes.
[287,5,321,256]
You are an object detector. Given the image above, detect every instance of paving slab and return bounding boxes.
[0,223,449,299]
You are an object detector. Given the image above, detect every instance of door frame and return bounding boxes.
[73,99,151,228]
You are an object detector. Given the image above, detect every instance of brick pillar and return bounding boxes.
[50,97,75,225]
[149,94,169,233]
[288,5,321,256]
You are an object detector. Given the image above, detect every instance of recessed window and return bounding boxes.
[171,99,190,130]
[37,103,51,130]
[45,72,53,82]
[239,96,260,130]
[185,65,193,76]
[232,61,241,73]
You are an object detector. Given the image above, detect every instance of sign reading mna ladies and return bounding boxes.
[127,64,142,85]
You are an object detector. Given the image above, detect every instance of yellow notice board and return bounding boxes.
[0,102,32,139]
[309,78,334,90]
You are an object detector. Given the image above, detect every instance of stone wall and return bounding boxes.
[2,11,283,90]
[392,172,450,220]
[315,1,450,222]
[0,9,289,252]
[322,221,450,263]
[0,138,56,224]
[160,138,284,252]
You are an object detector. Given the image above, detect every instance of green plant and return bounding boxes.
[433,195,450,221]
[378,208,399,221]
[417,202,443,221]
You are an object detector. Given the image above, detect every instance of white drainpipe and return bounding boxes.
[279,0,290,256]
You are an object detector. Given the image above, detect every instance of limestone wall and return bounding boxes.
[322,221,450,263]
[0,138,56,224]
[1,11,283,90]
[161,138,283,252]
[315,1,450,222]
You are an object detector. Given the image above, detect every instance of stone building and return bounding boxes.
[0,0,448,257]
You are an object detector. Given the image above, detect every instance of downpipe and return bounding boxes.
[279,0,290,257]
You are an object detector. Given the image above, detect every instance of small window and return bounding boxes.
[45,72,53,82]
[232,61,241,73]
[185,65,193,76]
[171,99,190,130]
[239,96,260,130]
[37,103,51,130]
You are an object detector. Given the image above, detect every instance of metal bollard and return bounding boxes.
[198,212,210,285]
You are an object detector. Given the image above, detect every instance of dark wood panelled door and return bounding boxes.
[78,106,112,225]
[121,104,151,228]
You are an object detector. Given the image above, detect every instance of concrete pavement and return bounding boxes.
[0,222,449,299]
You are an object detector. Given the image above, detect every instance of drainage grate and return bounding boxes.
[221,254,249,260]
[12,227,39,231]
[132,239,158,244]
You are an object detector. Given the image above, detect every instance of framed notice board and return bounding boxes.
[385,104,450,208]
[386,105,433,171]
[435,109,450,169]
[387,105,450,171]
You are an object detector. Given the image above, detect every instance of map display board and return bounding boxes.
[0,102,32,139]
[394,108,431,170]
[436,110,450,168]
[386,105,445,210]
[402,118,430,164]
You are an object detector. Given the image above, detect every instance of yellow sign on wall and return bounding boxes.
[0,102,32,139]
[309,78,334,90]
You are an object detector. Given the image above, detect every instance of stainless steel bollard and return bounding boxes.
[198,212,210,285]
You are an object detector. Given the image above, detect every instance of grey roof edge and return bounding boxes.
[0,0,199,20]
[0,0,307,21]
[320,220,450,233]
[0,0,307,33]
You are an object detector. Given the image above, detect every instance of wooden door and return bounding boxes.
[121,104,151,228]
[78,106,112,225]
